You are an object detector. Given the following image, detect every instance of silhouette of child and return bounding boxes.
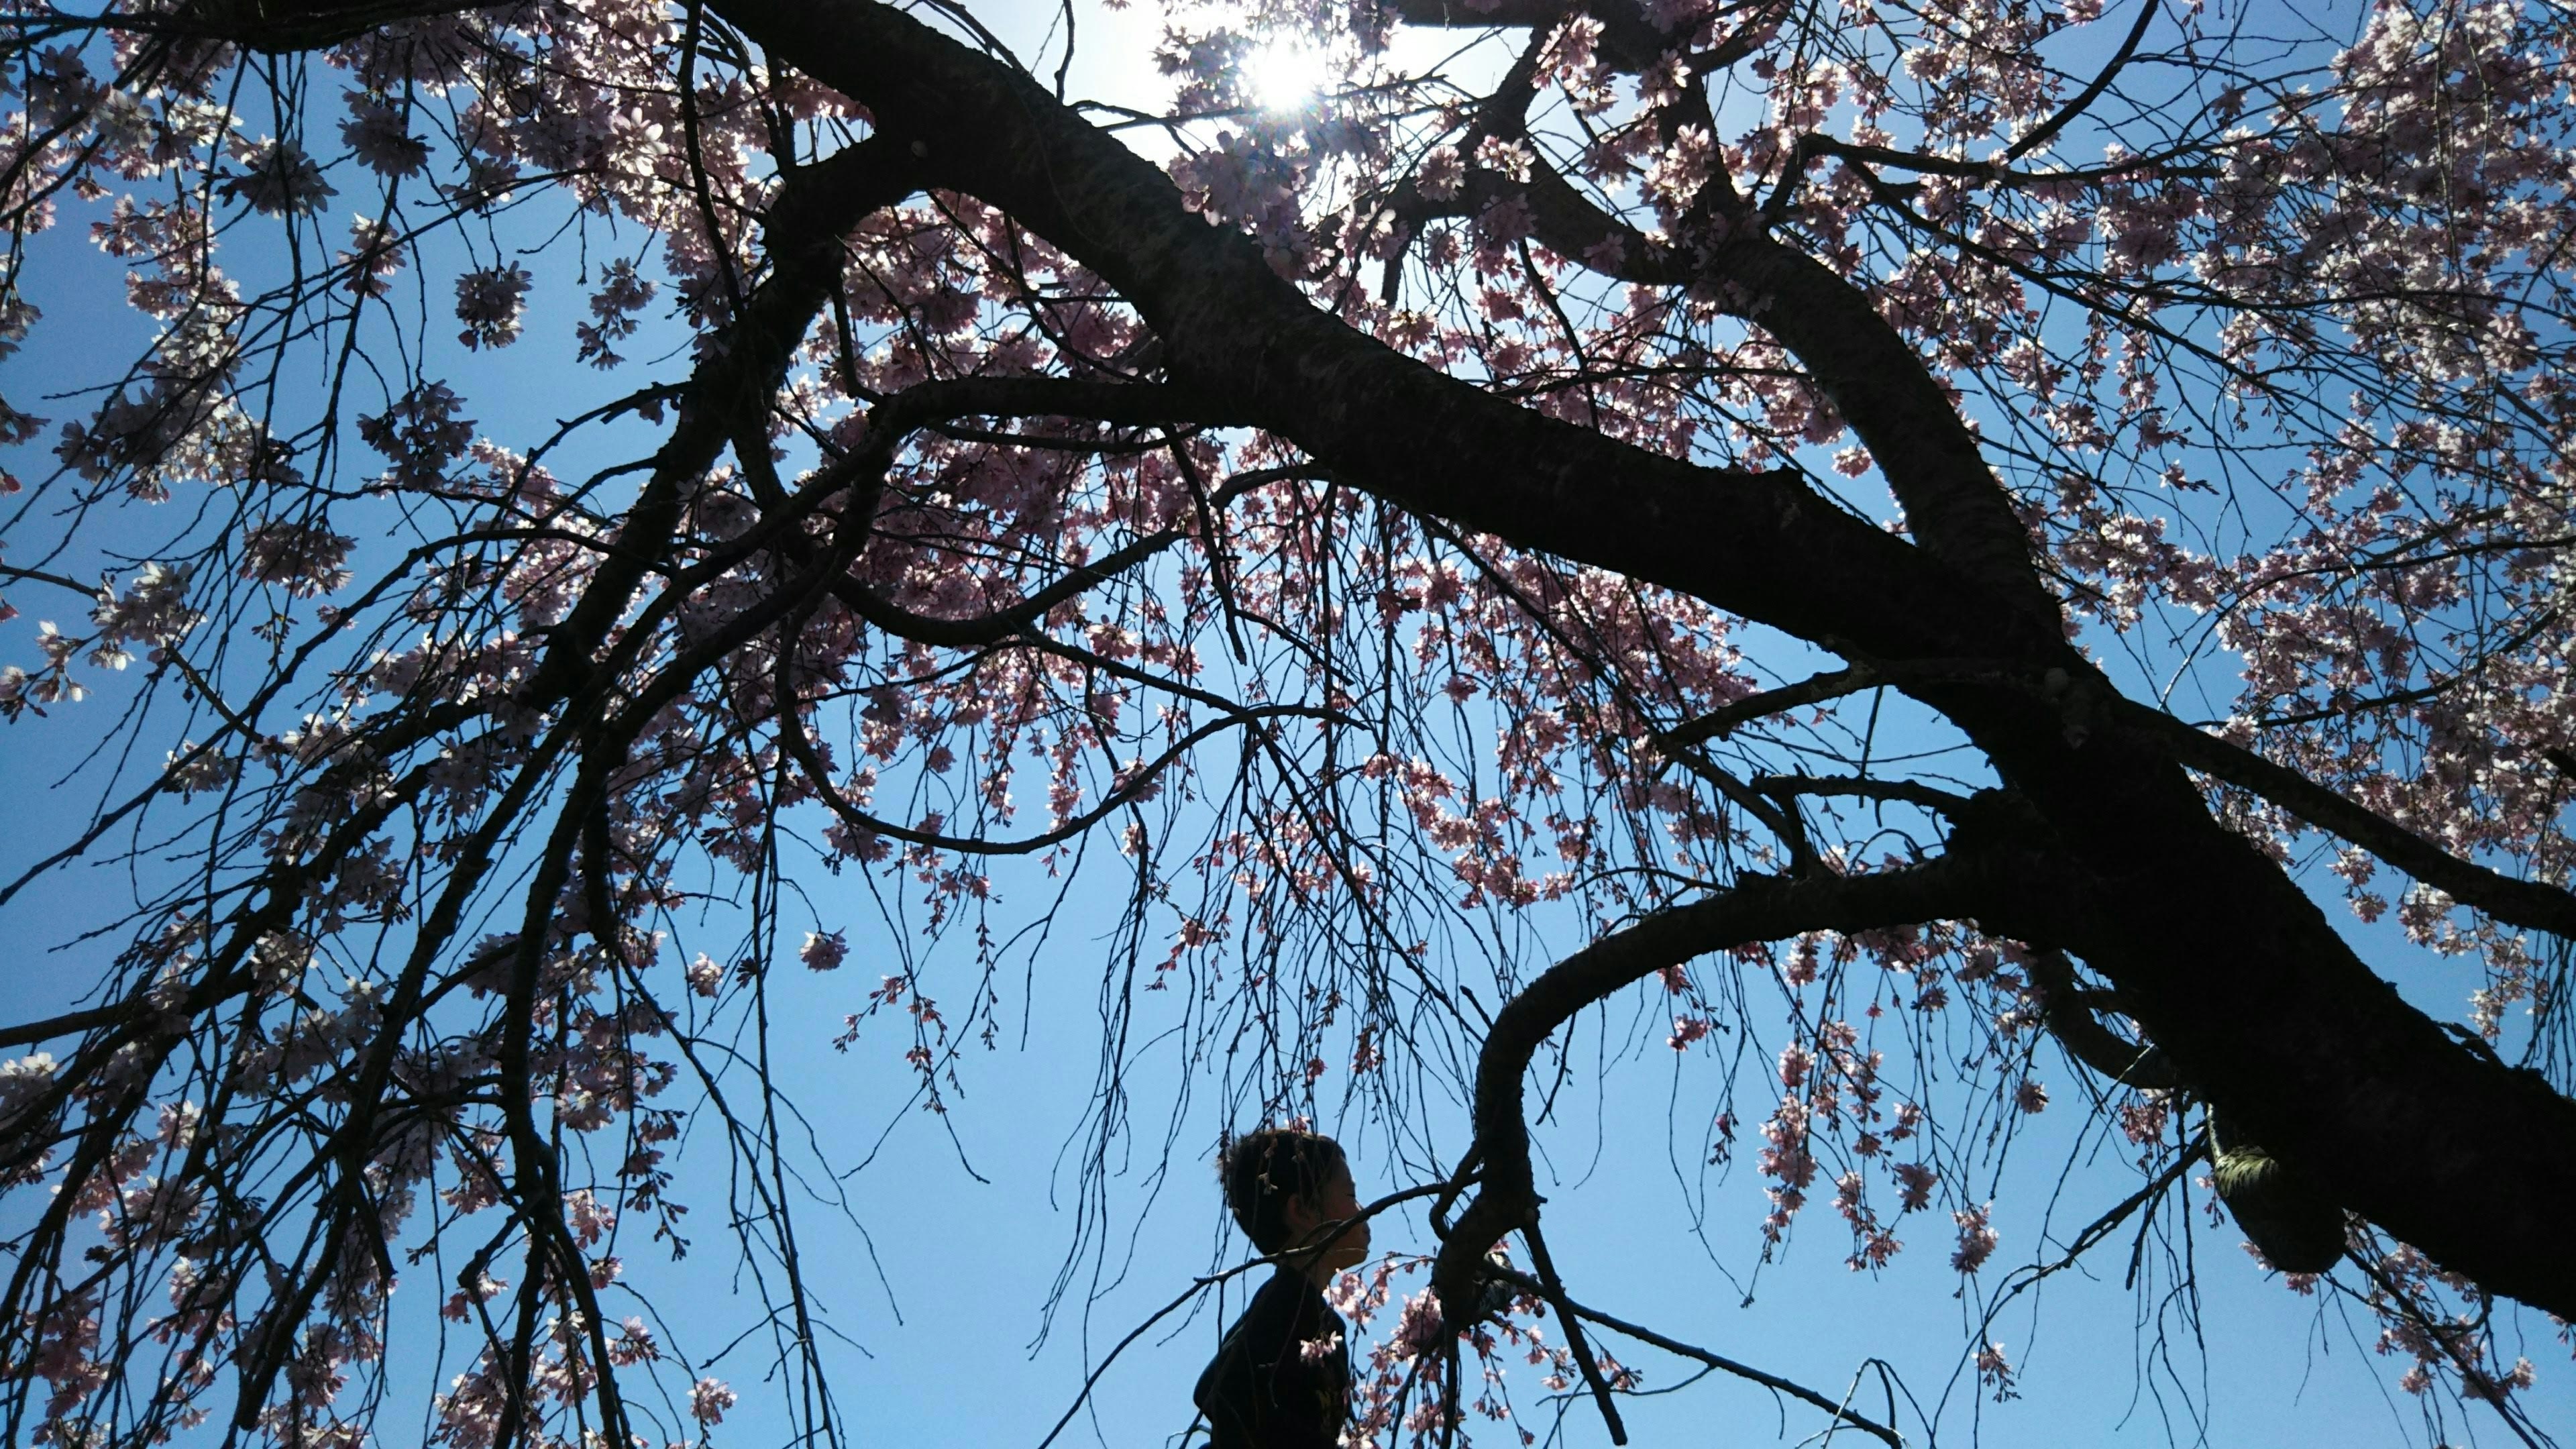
[1195,1128,1369,1449]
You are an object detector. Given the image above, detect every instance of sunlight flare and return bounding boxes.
[1243,37,1329,111]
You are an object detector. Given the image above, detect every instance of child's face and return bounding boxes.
[1289,1161,1369,1275]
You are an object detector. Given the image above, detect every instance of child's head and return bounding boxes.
[1220,1127,1366,1267]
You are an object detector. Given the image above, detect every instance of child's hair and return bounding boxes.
[1219,1127,1347,1252]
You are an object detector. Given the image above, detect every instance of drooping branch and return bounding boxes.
[2000,0,2159,163]
[823,464,1305,648]
[1404,511,1820,866]
[1517,1216,1627,1444]
[1972,1130,2206,1326]
[775,696,1342,856]
[515,136,920,711]
[1478,1263,1905,1447]
[1429,853,2021,1432]
[2,110,937,1447]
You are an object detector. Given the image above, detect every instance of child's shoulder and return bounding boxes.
[1234,1270,1322,1333]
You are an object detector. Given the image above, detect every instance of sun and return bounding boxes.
[1242,37,1330,112]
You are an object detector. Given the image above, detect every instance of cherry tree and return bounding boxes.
[1,0,2573,1441]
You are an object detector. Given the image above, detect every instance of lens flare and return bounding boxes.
[1243,39,1329,111]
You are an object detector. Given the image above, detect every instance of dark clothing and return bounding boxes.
[1195,1267,1350,1449]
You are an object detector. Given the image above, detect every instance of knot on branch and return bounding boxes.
[2209,1108,2349,1276]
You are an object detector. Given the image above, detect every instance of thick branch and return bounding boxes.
[2121,702,2576,941]
[714,0,2059,672]
[1753,772,1969,815]
[1698,233,2053,614]
[164,0,494,50]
